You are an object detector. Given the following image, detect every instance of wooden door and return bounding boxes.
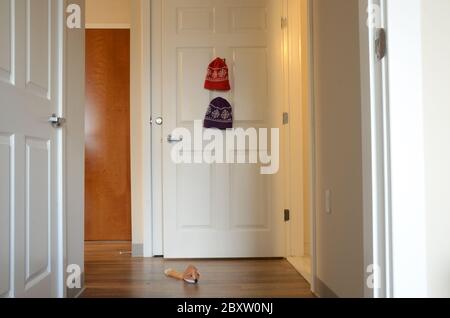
[159,0,285,258]
[85,29,131,241]
[0,0,63,297]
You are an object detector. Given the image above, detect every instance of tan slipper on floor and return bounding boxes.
[165,265,200,284]
[183,265,200,284]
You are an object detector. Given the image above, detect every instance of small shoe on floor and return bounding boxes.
[165,265,200,284]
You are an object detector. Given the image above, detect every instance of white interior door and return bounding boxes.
[0,0,62,297]
[159,0,285,258]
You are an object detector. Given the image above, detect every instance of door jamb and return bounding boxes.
[62,0,86,297]
[59,0,67,298]
[359,0,392,298]
[283,0,306,261]
[306,0,317,296]
[143,0,163,257]
[285,0,317,293]
[142,0,153,257]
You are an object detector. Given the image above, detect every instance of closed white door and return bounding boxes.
[0,0,62,297]
[160,0,285,258]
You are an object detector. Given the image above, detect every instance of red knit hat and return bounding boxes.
[204,57,231,91]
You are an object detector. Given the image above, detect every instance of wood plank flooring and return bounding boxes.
[80,242,314,298]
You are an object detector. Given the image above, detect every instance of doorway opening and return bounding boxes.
[281,0,314,285]
[83,0,137,259]
[148,0,315,285]
[80,0,316,297]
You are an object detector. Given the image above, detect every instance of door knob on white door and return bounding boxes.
[151,117,164,125]
[48,114,66,128]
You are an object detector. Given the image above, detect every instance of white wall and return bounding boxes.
[387,0,450,298]
[312,0,364,297]
[387,0,428,298]
[85,0,131,27]
[421,0,450,298]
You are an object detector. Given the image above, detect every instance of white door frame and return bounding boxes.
[63,0,85,297]
[283,0,306,260]
[359,0,392,298]
[142,0,170,257]
[306,0,317,296]
[283,0,317,291]
[144,0,163,257]
[360,0,428,298]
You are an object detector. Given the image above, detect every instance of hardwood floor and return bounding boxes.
[80,242,314,298]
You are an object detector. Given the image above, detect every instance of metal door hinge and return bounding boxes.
[375,28,387,61]
[283,112,289,125]
[284,209,290,222]
[281,17,288,29]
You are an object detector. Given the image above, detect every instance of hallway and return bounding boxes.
[80,242,314,298]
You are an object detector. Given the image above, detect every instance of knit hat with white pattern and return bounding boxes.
[203,97,233,130]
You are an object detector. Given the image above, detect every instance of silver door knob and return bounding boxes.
[167,135,184,143]
[48,114,66,128]
[151,117,163,126]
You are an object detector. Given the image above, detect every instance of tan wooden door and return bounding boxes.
[85,29,131,241]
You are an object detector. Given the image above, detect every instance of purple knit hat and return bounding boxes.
[204,97,233,130]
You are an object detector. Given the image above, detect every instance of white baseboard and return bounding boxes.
[132,243,144,257]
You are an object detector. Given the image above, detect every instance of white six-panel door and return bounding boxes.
[0,0,62,297]
[160,0,285,258]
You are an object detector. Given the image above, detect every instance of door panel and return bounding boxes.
[0,0,61,298]
[161,0,284,258]
[26,0,51,97]
[25,138,51,286]
[177,162,212,228]
[85,29,131,241]
[233,48,268,121]
[0,0,12,82]
[231,7,267,31]
[177,48,213,122]
[0,134,12,298]
[230,163,269,229]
